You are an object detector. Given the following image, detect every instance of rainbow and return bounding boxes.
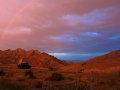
[1,0,33,39]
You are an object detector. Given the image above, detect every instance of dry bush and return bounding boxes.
[0,69,5,76]
[25,70,36,79]
[77,81,89,90]
[16,78,25,82]
[48,67,56,71]
[46,72,64,81]
[34,81,43,89]
[18,63,31,69]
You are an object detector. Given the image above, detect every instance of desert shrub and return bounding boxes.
[81,63,86,66]
[118,71,120,76]
[79,69,84,73]
[0,69,5,76]
[48,67,56,71]
[16,78,25,82]
[47,72,64,81]
[35,81,43,88]
[18,63,31,69]
[25,70,36,79]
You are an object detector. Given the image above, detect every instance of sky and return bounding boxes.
[0,0,120,60]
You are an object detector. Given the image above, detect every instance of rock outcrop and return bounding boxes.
[0,48,66,69]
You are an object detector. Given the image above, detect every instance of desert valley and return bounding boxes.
[0,0,120,90]
[0,48,119,90]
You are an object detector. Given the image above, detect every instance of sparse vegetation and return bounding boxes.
[25,70,36,79]
[35,81,43,88]
[18,63,31,69]
[81,63,86,66]
[0,69,5,76]
[79,68,84,73]
[0,49,119,90]
[46,72,64,81]
[77,81,89,90]
[16,78,25,82]
[0,79,26,90]
[48,67,56,71]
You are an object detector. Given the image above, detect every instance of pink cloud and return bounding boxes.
[0,0,120,60]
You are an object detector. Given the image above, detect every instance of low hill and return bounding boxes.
[60,50,120,72]
[83,50,120,69]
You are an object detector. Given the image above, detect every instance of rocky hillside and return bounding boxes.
[0,48,66,69]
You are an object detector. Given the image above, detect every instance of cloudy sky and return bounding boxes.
[0,0,120,60]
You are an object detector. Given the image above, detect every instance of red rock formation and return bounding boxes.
[0,48,66,69]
